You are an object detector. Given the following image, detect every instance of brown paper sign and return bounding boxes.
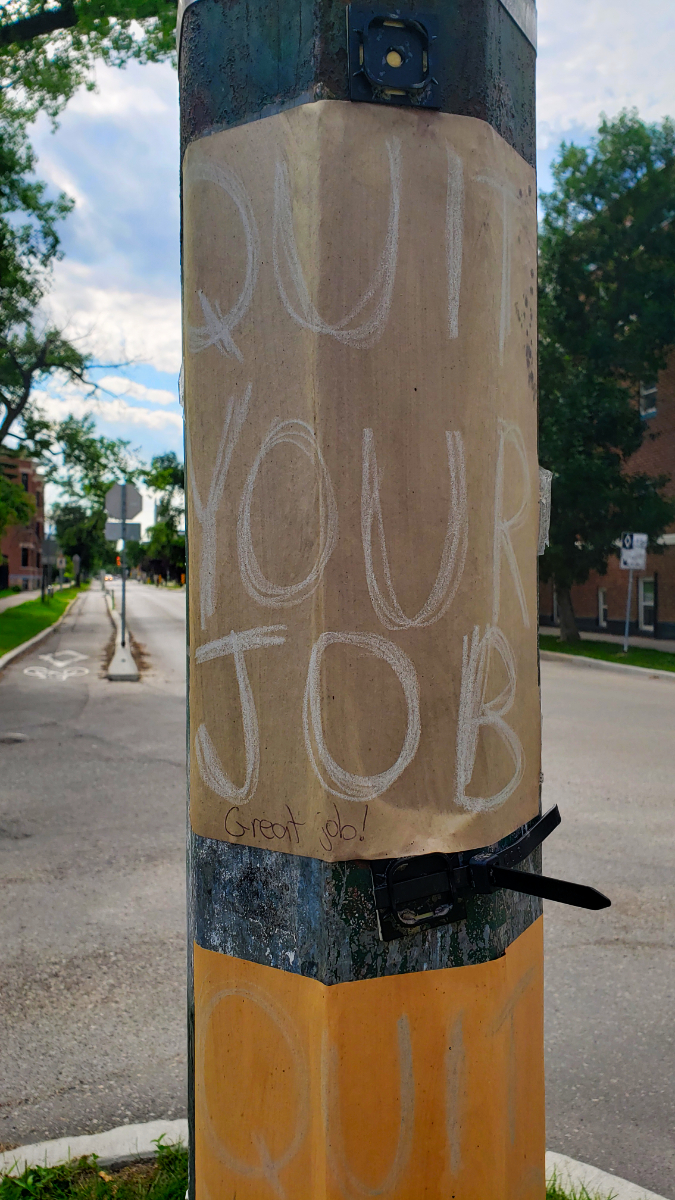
[183,101,540,862]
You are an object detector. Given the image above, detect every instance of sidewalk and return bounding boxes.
[540,626,675,654]
[0,584,75,616]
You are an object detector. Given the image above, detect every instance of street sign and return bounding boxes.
[56,556,66,569]
[42,537,59,565]
[620,531,648,571]
[105,521,141,542]
[105,482,142,520]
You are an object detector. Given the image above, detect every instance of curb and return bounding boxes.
[540,649,675,682]
[0,1119,187,1176]
[0,1121,669,1198]
[546,1149,669,1200]
[0,593,84,674]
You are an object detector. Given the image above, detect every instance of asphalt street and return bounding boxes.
[542,658,674,1198]
[0,591,672,1197]
[0,583,186,1149]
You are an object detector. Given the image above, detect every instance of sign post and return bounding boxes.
[179,3,608,1197]
[105,482,142,648]
[620,532,648,652]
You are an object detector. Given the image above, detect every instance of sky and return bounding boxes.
[26,0,675,508]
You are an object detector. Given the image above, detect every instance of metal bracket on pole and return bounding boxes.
[347,8,440,109]
[371,806,610,941]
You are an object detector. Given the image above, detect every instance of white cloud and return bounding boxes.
[538,0,675,147]
[20,5,673,402]
[33,382,184,433]
[96,375,177,406]
[44,260,181,375]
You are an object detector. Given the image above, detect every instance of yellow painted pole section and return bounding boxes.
[194,919,545,1200]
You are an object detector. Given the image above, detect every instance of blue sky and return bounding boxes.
[28,0,675,477]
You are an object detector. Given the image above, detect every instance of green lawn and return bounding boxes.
[0,1142,186,1199]
[0,1146,616,1199]
[0,586,87,658]
[540,633,675,673]
[0,587,21,600]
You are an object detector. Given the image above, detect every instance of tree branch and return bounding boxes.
[0,2,77,47]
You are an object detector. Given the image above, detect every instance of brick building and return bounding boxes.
[540,356,675,640]
[0,457,45,591]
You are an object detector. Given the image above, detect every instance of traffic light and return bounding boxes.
[116,555,121,567]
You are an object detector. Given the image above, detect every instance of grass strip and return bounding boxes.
[539,633,675,674]
[0,586,87,657]
[0,1147,619,1200]
[0,588,21,600]
[0,1141,187,1198]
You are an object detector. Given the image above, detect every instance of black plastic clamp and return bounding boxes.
[371,806,610,941]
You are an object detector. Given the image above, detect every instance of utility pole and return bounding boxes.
[180,3,608,1197]
[120,480,127,648]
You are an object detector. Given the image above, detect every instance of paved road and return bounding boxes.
[0,584,186,1149]
[1,594,672,1197]
[542,658,674,1198]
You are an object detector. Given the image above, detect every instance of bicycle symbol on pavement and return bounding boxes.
[24,650,90,682]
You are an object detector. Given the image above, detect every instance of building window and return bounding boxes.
[639,577,655,632]
[36,552,41,568]
[35,522,41,540]
[639,381,657,417]
[21,472,29,490]
[21,547,29,567]
[35,491,42,509]
[598,587,608,628]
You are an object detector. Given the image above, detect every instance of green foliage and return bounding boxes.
[51,502,108,574]
[0,101,89,449]
[0,1140,187,1198]
[545,1173,616,1200]
[0,2,177,123]
[144,451,184,531]
[0,458,35,541]
[540,109,675,382]
[37,413,143,508]
[0,582,85,656]
[538,111,675,633]
[540,633,675,673]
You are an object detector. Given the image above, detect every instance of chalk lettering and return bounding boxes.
[185,161,260,362]
[273,140,401,348]
[195,625,286,804]
[237,419,339,608]
[454,624,524,813]
[187,383,251,630]
[322,1015,415,1197]
[362,428,467,629]
[492,420,530,628]
[303,632,421,802]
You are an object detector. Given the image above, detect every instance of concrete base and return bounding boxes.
[108,642,140,682]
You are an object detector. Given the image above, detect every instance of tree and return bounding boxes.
[0,101,89,450]
[144,450,183,527]
[0,1,176,121]
[29,413,144,577]
[539,111,675,641]
[0,459,35,543]
[52,501,107,579]
[141,450,184,580]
